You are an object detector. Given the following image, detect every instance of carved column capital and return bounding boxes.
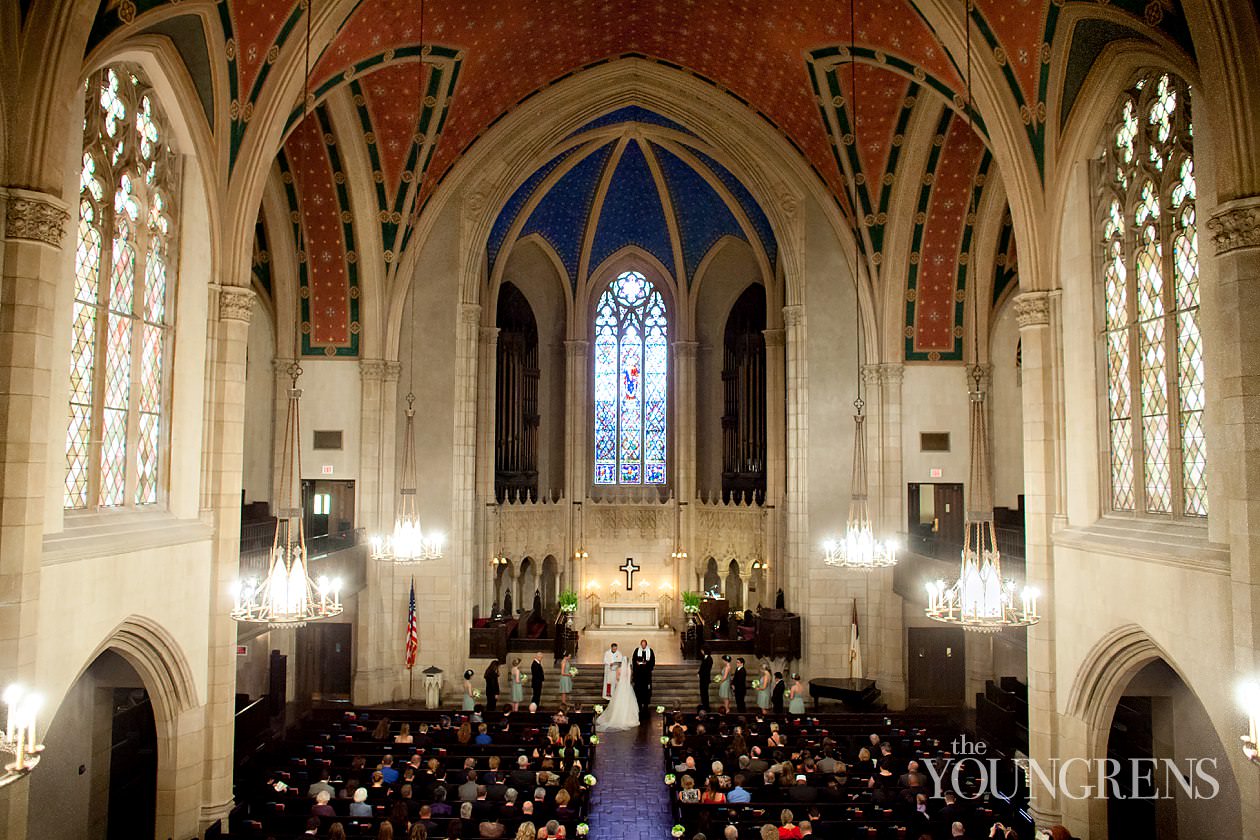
[384,361,402,382]
[1013,291,1051,329]
[782,304,805,328]
[480,325,501,345]
[672,340,699,359]
[762,328,785,349]
[878,363,904,386]
[360,358,387,380]
[564,339,589,358]
[1207,196,1260,254]
[2,187,70,246]
[459,302,482,325]
[861,363,883,387]
[219,285,255,323]
[272,356,297,376]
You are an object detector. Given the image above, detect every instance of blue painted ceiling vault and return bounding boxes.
[488,109,777,291]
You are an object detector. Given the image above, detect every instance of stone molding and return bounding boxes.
[360,359,387,380]
[782,304,805,327]
[2,187,70,247]
[1013,291,1051,328]
[861,363,903,386]
[1206,196,1260,254]
[762,328,785,348]
[384,361,402,381]
[459,302,481,325]
[480,325,501,344]
[218,285,255,323]
[672,339,699,359]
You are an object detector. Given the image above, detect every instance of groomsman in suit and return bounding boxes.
[632,639,656,722]
[530,653,545,708]
[733,657,748,712]
[772,671,786,715]
[698,648,713,711]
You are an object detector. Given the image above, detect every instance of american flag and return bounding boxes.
[404,578,418,670]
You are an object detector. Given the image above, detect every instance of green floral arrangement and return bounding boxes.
[576,825,589,837]
[751,679,760,689]
[589,734,599,745]
[472,689,482,699]
[672,826,686,837]
[660,735,669,745]
[593,704,604,713]
[655,705,665,713]
[713,675,723,684]
[521,675,530,686]
[559,589,579,613]
[583,773,596,786]
[664,773,676,784]
[568,666,579,677]
[681,590,702,614]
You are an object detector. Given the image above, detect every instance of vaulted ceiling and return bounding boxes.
[85,0,1193,360]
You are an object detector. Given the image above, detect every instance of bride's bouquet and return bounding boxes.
[655,705,665,713]
[593,704,604,714]
[659,736,669,745]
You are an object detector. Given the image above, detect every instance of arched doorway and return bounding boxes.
[1102,659,1237,840]
[494,558,515,616]
[725,559,743,611]
[29,651,157,839]
[701,557,721,596]
[541,554,559,611]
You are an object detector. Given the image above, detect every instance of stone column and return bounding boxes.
[199,283,256,833]
[1013,290,1062,828]
[0,188,68,836]
[674,341,699,502]
[782,304,808,616]
[763,328,786,593]
[476,326,500,612]
[358,360,387,533]
[563,340,588,500]
[353,359,391,705]
[876,364,905,536]
[269,357,296,508]
[1206,197,1260,834]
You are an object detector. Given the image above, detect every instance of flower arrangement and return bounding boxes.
[589,734,599,745]
[472,689,482,699]
[664,773,676,785]
[713,675,723,684]
[672,825,686,837]
[681,590,702,614]
[559,589,579,614]
[521,675,530,686]
[583,774,596,786]
[575,824,589,837]
[593,704,604,713]
[568,666,579,677]
[655,705,665,713]
[659,735,669,745]
[751,679,761,689]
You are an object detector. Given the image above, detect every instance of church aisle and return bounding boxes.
[588,719,673,840]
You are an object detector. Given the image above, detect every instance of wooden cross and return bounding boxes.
[619,557,641,591]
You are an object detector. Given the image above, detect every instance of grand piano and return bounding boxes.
[808,677,884,711]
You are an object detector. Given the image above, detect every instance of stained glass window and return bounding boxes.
[1096,72,1204,518]
[594,271,668,485]
[65,66,179,510]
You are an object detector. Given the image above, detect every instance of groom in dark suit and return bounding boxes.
[530,653,545,709]
[631,639,656,722]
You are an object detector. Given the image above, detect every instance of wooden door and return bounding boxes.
[934,483,965,549]
[907,626,966,705]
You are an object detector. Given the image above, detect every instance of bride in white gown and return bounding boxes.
[596,660,640,731]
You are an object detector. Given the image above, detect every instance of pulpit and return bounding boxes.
[699,598,728,626]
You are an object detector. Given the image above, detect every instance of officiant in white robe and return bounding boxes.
[602,643,624,699]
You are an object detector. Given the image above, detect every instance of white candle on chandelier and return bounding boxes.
[2,684,19,743]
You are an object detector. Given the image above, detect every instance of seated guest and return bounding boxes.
[514,824,537,840]
[521,800,535,818]
[389,800,410,836]
[539,819,565,839]
[377,819,395,840]
[475,722,493,745]
[395,722,414,744]
[312,790,336,817]
[759,827,779,840]
[446,819,463,839]
[725,828,739,840]
[458,770,479,802]
[415,804,437,836]
[482,754,504,786]
[711,761,731,789]
[303,816,321,835]
[329,823,347,840]
[381,755,400,784]
[459,802,474,824]
[308,769,335,799]
[787,774,817,803]
[777,809,802,839]
[479,815,506,838]
[727,774,751,803]
[797,821,813,838]
[349,787,372,817]
[553,788,575,820]
[700,778,726,804]
[678,774,701,803]
[370,770,387,791]
[373,717,392,741]
[406,825,425,840]
[500,787,520,819]
[511,755,536,790]
[430,785,452,816]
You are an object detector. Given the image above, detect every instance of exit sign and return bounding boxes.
[321,465,334,475]
[236,645,248,656]
[929,468,943,478]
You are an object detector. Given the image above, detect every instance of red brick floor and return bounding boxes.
[588,718,672,840]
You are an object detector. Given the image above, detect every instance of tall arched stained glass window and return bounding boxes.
[1096,72,1205,518]
[594,270,668,485]
[65,66,179,510]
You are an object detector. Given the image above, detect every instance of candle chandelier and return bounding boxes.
[823,0,896,572]
[371,392,444,562]
[0,685,43,788]
[232,3,341,626]
[232,363,343,626]
[924,1,1037,632]
[1237,679,1260,766]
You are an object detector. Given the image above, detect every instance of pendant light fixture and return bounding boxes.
[823,0,897,571]
[232,0,342,626]
[370,0,444,563]
[924,0,1039,632]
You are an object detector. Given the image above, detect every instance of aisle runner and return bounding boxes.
[588,722,672,840]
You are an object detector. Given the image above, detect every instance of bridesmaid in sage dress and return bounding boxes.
[757,661,773,713]
[788,674,806,715]
[461,670,476,711]
[558,654,573,707]
[717,655,733,713]
[510,658,524,711]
